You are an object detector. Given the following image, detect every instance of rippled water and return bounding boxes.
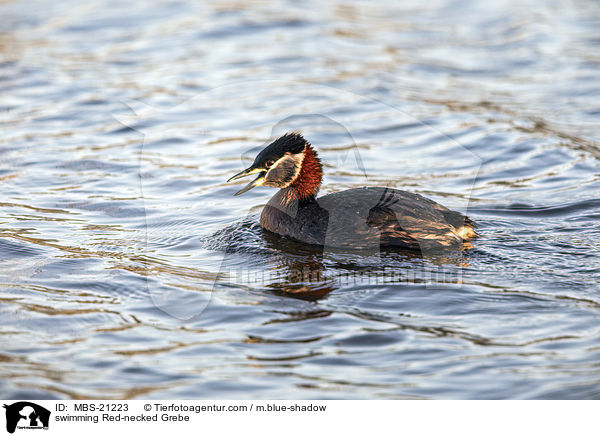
[1,0,599,399]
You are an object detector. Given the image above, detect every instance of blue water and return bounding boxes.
[1,0,599,399]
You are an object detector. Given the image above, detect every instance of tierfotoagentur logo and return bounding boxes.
[117,79,481,320]
[2,402,50,434]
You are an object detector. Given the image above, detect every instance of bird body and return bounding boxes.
[227,133,476,252]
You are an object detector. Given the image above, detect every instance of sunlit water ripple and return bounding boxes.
[1,0,599,399]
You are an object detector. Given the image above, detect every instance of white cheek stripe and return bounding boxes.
[268,152,305,187]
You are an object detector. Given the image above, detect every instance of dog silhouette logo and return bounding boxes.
[3,402,50,433]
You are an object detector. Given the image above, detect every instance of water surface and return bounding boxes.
[1,0,599,399]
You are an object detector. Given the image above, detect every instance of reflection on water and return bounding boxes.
[1,0,600,399]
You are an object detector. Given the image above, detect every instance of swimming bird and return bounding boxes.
[227,133,477,252]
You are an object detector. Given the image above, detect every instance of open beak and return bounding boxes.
[227,167,266,196]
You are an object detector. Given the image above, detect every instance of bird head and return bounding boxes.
[227,132,312,195]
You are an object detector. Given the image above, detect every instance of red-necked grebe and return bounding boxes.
[227,133,477,251]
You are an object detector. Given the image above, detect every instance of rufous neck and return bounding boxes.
[290,145,322,202]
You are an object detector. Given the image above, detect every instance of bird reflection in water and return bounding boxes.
[255,226,471,302]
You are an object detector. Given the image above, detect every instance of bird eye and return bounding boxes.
[266,160,275,167]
